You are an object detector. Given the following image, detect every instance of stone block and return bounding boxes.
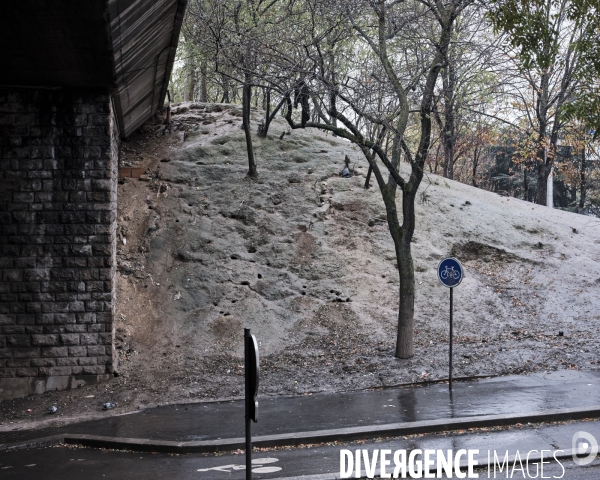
[85,301,105,312]
[84,146,102,158]
[86,281,105,292]
[23,269,50,281]
[24,326,43,334]
[41,302,70,313]
[59,334,79,346]
[68,301,85,312]
[23,283,42,293]
[56,357,78,367]
[91,288,112,300]
[35,314,55,325]
[42,366,73,376]
[77,313,96,324]
[6,335,31,347]
[68,346,87,356]
[72,244,92,256]
[0,349,13,359]
[2,269,23,282]
[41,282,67,293]
[40,347,68,358]
[54,313,77,328]
[25,303,42,314]
[42,326,64,334]
[7,359,30,368]
[16,368,39,377]
[67,282,86,293]
[30,358,56,367]
[11,348,40,359]
[31,335,59,346]
[80,333,98,345]
[87,345,106,356]
[0,314,16,325]
[87,324,104,333]
[78,357,97,366]
[14,257,36,269]
[79,269,99,281]
[91,179,112,192]
[82,365,105,375]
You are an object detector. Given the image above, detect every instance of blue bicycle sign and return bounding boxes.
[437,257,463,287]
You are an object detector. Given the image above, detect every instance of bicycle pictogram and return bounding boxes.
[440,265,461,282]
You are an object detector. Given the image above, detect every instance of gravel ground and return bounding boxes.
[2,102,599,431]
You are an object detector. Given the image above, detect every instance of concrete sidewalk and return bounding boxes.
[1,370,600,452]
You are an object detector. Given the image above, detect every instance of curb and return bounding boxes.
[1,405,599,454]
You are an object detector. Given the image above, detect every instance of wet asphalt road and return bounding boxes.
[3,370,600,446]
[1,420,599,479]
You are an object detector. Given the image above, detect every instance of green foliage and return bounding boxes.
[488,0,559,71]
[490,0,600,137]
[562,0,600,137]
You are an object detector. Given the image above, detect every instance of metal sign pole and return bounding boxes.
[449,287,453,391]
[245,328,252,480]
[438,258,462,393]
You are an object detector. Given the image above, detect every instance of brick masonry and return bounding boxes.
[0,88,118,399]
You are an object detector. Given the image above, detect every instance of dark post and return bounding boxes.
[244,328,259,480]
[438,258,462,393]
[449,287,453,391]
[245,328,252,479]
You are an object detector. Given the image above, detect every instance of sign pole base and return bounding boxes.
[246,415,251,479]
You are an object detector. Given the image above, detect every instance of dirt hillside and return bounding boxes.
[2,102,600,429]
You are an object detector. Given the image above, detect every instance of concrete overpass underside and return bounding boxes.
[0,0,186,399]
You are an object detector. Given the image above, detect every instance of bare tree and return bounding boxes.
[282,0,472,358]
[432,6,504,180]
[490,0,586,205]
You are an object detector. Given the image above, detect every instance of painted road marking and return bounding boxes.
[197,457,282,473]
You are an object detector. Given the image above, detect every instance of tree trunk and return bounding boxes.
[364,165,373,189]
[185,66,196,102]
[395,236,415,358]
[443,136,454,180]
[380,173,415,359]
[242,75,257,177]
[441,63,455,180]
[257,89,271,138]
[220,74,230,103]
[534,149,549,205]
[535,169,546,205]
[579,147,586,210]
[199,61,208,103]
[258,92,285,139]
[472,146,479,187]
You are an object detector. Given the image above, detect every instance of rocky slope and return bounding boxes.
[2,102,599,429]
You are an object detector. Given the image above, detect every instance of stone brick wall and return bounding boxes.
[0,88,118,399]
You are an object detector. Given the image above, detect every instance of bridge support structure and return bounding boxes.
[0,88,118,399]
